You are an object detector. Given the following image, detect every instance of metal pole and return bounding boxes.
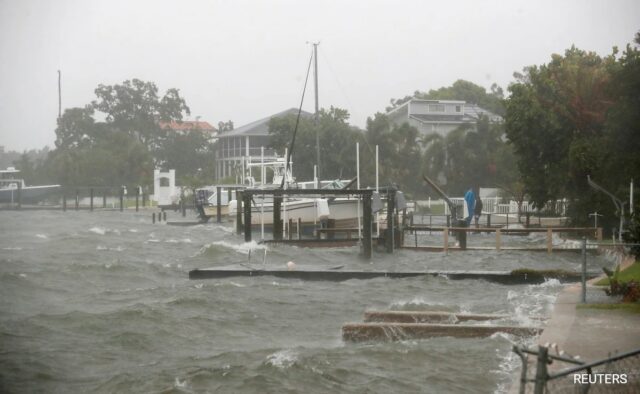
[386,188,395,253]
[362,192,372,260]
[243,192,252,242]
[356,142,361,242]
[313,42,321,180]
[375,145,380,237]
[216,186,222,223]
[273,191,282,241]
[533,346,549,394]
[581,237,587,303]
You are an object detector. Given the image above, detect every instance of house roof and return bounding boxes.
[158,120,216,132]
[387,98,502,123]
[219,108,314,138]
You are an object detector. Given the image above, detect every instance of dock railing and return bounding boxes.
[513,345,640,393]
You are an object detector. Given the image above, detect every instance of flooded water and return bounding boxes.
[0,210,614,393]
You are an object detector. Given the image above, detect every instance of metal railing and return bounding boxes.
[513,345,640,393]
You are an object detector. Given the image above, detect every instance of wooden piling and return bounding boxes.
[236,191,243,235]
[135,187,139,212]
[75,189,79,211]
[119,187,124,212]
[288,219,293,240]
[17,182,22,209]
[152,212,156,224]
[90,188,94,211]
[163,211,166,221]
[546,228,552,254]
[273,191,282,241]
[297,217,302,240]
[62,190,67,211]
[103,190,107,208]
[243,192,252,242]
[596,227,603,241]
[443,228,449,253]
[496,228,502,251]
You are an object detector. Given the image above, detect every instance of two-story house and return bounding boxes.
[386,99,502,137]
[213,108,313,181]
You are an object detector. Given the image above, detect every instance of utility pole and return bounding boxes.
[57,70,62,119]
[312,42,321,180]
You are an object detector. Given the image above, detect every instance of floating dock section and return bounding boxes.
[342,322,542,341]
[343,310,543,341]
[189,267,598,284]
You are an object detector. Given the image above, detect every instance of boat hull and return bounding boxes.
[0,185,61,204]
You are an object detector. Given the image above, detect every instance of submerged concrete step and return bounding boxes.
[342,322,542,342]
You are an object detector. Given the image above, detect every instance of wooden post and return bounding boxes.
[596,227,603,241]
[446,214,451,228]
[142,190,147,207]
[62,189,67,211]
[288,219,293,240]
[75,189,79,211]
[236,191,243,235]
[216,186,222,223]
[152,212,156,224]
[362,192,372,260]
[525,212,530,228]
[243,192,252,242]
[119,187,124,212]
[386,189,396,253]
[444,228,449,253]
[496,228,501,251]
[546,228,553,254]
[163,211,167,221]
[487,213,491,228]
[135,187,139,212]
[533,346,549,394]
[297,217,302,240]
[273,191,282,241]
[17,182,22,210]
[90,188,94,211]
[103,190,107,208]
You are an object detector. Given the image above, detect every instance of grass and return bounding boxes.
[595,262,640,286]
[577,303,640,313]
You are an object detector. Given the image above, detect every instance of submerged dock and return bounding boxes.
[188,266,598,284]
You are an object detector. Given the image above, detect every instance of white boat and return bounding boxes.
[0,167,61,204]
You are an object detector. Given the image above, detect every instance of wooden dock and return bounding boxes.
[342,322,542,341]
[188,267,598,284]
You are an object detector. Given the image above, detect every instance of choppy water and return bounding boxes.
[0,210,614,393]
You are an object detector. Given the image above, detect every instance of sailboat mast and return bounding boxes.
[313,42,321,180]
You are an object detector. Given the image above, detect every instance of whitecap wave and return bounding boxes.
[209,240,267,255]
[265,349,298,369]
[89,227,106,235]
[35,234,48,239]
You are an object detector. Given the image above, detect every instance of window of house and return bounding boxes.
[455,105,461,112]
[429,104,445,112]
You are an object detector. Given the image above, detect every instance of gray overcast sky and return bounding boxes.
[0,0,638,151]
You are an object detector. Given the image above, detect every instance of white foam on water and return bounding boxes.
[173,377,188,389]
[194,283,204,289]
[265,349,298,369]
[128,229,139,233]
[18,273,27,278]
[89,227,106,235]
[97,246,108,251]
[209,240,267,255]
[146,239,161,243]
[35,234,48,239]
[389,297,446,308]
[3,247,23,250]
